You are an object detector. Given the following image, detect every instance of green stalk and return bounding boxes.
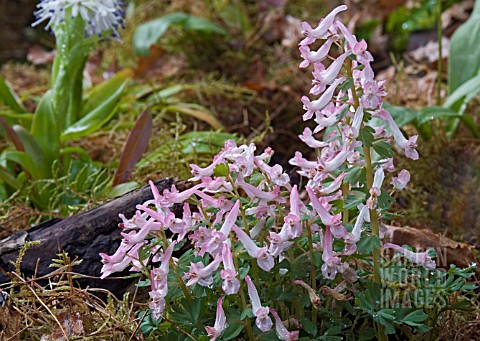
[233,250,255,340]
[305,221,318,325]
[346,60,387,340]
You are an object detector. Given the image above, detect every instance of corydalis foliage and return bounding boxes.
[32,0,126,38]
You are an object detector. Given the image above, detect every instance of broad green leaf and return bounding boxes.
[164,103,224,130]
[3,151,41,180]
[416,106,460,125]
[133,12,225,56]
[444,71,480,109]
[81,69,133,117]
[372,141,393,159]
[13,125,50,179]
[0,165,21,189]
[31,90,60,163]
[448,0,480,94]
[0,76,26,113]
[62,77,130,140]
[108,181,140,198]
[358,126,375,147]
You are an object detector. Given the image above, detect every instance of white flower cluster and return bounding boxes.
[32,0,126,39]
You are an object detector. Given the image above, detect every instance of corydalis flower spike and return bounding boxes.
[245,275,273,332]
[300,5,347,45]
[205,297,227,341]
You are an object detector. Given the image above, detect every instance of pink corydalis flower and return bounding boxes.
[306,187,343,229]
[302,77,345,120]
[312,51,351,88]
[232,225,274,271]
[391,169,410,191]
[383,243,436,270]
[220,244,240,295]
[245,275,273,332]
[206,297,227,341]
[149,290,166,320]
[375,109,419,160]
[300,5,347,45]
[367,167,385,209]
[352,39,374,65]
[299,127,328,148]
[183,257,222,287]
[299,35,338,68]
[150,241,176,292]
[236,176,285,203]
[270,309,299,341]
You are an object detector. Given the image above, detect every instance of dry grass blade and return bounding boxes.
[113,110,153,186]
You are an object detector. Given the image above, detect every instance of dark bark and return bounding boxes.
[0,178,177,295]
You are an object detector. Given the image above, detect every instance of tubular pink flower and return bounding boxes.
[100,242,145,279]
[206,297,227,341]
[99,242,129,265]
[220,244,240,295]
[268,223,294,256]
[300,5,347,45]
[321,226,346,279]
[375,109,419,160]
[245,275,273,332]
[353,39,374,65]
[383,243,436,270]
[162,184,205,205]
[299,127,328,148]
[391,169,410,191]
[321,146,351,172]
[343,205,369,255]
[255,158,290,186]
[288,151,317,169]
[335,21,358,51]
[351,106,364,138]
[189,150,229,181]
[149,290,166,320]
[270,309,299,341]
[232,225,274,271]
[316,172,346,195]
[312,52,351,87]
[120,219,156,246]
[220,200,240,235]
[306,187,342,227]
[302,77,345,120]
[236,177,284,203]
[183,257,222,287]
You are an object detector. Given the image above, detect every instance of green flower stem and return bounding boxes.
[233,249,255,340]
[347,59,387,340]
[305,221,318,325]
[363,145,381,283]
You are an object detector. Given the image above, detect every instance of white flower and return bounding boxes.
[32,0,126,39]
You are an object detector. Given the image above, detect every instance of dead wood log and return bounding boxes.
[0,178,178,295]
